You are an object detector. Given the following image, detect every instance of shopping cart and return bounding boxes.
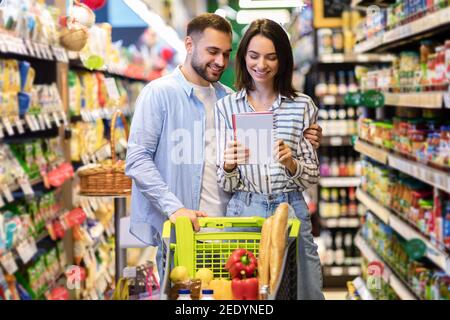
[160,216,300,300]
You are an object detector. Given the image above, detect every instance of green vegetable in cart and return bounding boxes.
[231,276,259,300]
[170,266,190,283]
[225,248,257,279]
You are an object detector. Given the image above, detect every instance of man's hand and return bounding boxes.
[304,124,322,149]
[223,140,249,172]
[169,208,208,232]
[274,140,297,175]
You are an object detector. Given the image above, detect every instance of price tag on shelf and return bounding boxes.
[43,113,52,129]
[330,267,344,276]
[52,112,61,127]
[0,252,18,275]
[329,136,343,146]
[60,111,68,126]
[27,40,36,57]
[2,118,15,136]
[25,115,36,131]
[37,114,45,130]
[16,238,38,264]
[33,43,42,59]
[1,185,14,203]
[104,78,120,101]
[15,118,25,134]
[18,178,34,196]
[444,92,450,109]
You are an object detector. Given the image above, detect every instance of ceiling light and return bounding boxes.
[236,9,291,24]
[239,0,306,9]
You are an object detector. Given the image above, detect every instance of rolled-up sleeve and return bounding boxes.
[125,84,184,217]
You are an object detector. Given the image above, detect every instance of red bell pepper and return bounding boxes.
[231,274,259,300]
[225,248,257,279]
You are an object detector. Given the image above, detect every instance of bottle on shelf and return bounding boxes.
[328,73,338,96]
[338,71,348,95]
[320,148,331,177]
[339,152,348,177]
[340,188,348,216]
[315,72,328,97]
[324,231,335,266]
[344,232,354,265]
[334,231,345,266]
[348,187,358,217]
[330,188,340,217]
[347,71,358,93]
[337,105,348,136]
[330,155,340,178]
[320,187,331,218]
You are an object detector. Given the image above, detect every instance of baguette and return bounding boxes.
[258,215,273,290]
[269,203,289,293]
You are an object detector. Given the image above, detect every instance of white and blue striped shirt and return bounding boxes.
[215,89,320,195]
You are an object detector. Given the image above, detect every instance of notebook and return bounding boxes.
[232,112,274,165]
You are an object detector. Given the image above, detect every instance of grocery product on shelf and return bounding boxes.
[315,71,360,97]
[358,110,449,169]
[361,211,450,300]
[319,187,364,219]
[361,158,450,249]
[320,149,361,177]
[321,230,361,267]
[359,38,450,92]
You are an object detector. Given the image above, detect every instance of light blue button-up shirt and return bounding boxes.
[125,66,231,246]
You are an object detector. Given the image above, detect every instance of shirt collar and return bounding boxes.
[173,65,227,97]
[235,89,290,108]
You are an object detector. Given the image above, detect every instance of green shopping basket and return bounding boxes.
[160,216,300,300]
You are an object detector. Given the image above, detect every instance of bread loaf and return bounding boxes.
[269,203,289,293]
[258,216,273,290]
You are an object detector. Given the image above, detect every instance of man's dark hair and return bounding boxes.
[235,19,297,99]
[187,13,232,38]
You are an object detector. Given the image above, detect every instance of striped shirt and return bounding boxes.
[215,89,320,195]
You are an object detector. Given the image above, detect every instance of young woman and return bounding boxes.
[215,19,324,300]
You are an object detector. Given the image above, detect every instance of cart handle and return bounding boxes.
[162,217,300,239]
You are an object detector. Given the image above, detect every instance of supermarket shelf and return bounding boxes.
[71,108,132,123]
[355,7,450,53]
[355,234,418,300]
[0,114,65,140]
[69,59,148,82]
[320,177,361,188]
[383,92,445,109]
[323,266,361,277]
[321,217,360,228]
[352,277,374,300]
[357,189,450,275]
[9,177,44,194]
[322,136,353,147]
[0,33,68,63]
[356,188,390,224]
[354,139,388,164]
[319,95,345,106]
[355,139,450,191]
[387,153,450,192]
[319,53,394,64]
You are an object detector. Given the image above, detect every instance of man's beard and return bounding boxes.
[191,50,223,83]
